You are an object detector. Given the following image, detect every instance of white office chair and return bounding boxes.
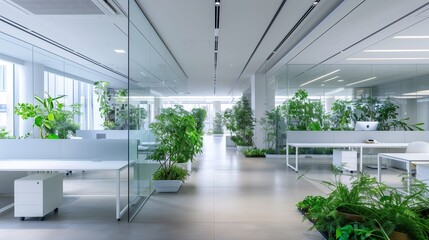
[406,141,429,153]
[406,141,429,176]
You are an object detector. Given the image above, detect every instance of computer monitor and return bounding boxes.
[354,121,378,131]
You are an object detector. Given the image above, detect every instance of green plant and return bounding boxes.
[287,89,328,131]
[260,105,287,152]
[231,96,254,146]
[296,195,327,212]
[15,93,80,139]
[330,99,354,130]
[191,108,207,134]
[243,148,265,157]
[352,97,423,131]
[336,223,384,240]
[223,108,236,135]
[212,112,224,134]
[149,105,203,180]
[94,81,112,124]
[152,164,188,181]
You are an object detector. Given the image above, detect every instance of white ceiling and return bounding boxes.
[1,0,429,96]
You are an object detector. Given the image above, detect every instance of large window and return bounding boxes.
[0,61,14,130]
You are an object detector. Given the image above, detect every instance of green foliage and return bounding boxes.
[231,96,255,146]
[150,105,203,181]
[94,81,147,130]
[298,170,429,239]
[15,93,80,139]
[260,105,287,152]
[94,81,111,121]
[352,97,423,131]
[287,89,329,131]
[191,108,207,134]
[152,164,188,181]
[330,99,354,130]
[336,223,384,240]
[243,148,266,157]
[222,108,235,135]
[212,112,224,134]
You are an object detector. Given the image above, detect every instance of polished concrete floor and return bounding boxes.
[0,136,408,239]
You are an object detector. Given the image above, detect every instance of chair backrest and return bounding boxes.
[406,141,429,153]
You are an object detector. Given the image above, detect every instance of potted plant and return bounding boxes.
[149,105,203,192]
[230,96,255,151]
[260,105,287,158]
[14,93,80,139]
[330,99,354,130]
[212,112,224,136]
[222,108,236,146]
[191,107,207,135]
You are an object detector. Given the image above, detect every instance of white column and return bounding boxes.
[153,97,162,118]
[213,101,221,113]
[16,62,44,138]
[251,73,268,149]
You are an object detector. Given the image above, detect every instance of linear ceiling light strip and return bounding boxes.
[228,0,288,95]
[0,15,127,79]
[319,2,429,65]
[290,1,429,81]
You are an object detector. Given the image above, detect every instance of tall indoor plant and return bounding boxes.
[231,96,255,150]
[149,105,203,192]
[212,112,224,136]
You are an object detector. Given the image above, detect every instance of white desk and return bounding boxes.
[0,160,131,221]
[377,153,429,193]
[287,143,408,172]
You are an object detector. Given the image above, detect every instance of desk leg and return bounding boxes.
[407,162,411,194]
[377,155,381,182]
[360,147,363,173]
[295,148,298,172]
[286,146,298,172]
[116,170,120,220]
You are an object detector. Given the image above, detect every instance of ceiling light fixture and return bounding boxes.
[337,79,344,82]
[346,57,429,61]
[114,49,126,53]
[364,49,429,52]
[215,1,220,5]
[300,69,341,87]
[313,0,320,5]
[346,77,377,86]
[393,36,429,39]
[322,76,339,83]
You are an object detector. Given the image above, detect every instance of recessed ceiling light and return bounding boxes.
[322,76,339,83]
[346,77,377,86]
[140,71,146,76]
[364,49,429,52]
[393,36,429,39]
[337,79,344,82]
[321,84,325,86]
[300,69,341,87]
[346,57,429,61]
[114,49,126,53]
[215,1,220,5]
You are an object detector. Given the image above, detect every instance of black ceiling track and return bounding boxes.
[0,15,127,79]
[228,0,289,95]
[214,0,220,94]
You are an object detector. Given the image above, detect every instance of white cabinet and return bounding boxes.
[416,164,429,185]
[333,149,357,172]
[14,173,63,221]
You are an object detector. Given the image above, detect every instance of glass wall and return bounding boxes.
[274,64,429,131]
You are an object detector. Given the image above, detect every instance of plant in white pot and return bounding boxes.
[149,105,203,192]
[230,96,255,151]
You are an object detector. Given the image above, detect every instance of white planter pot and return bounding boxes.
[152,180,182,192]
[264,154,285,159]
[236,146,253,152]
[225,135,235,147]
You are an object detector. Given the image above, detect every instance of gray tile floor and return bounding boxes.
[0,136,409,239]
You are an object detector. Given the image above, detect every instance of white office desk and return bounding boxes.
[377,153,429,193]
[287,143,408,172]
[0,160,131,221]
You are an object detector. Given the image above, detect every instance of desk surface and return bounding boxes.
[379,153,429,161]
[288,143,408,148]
[0,160,130,171]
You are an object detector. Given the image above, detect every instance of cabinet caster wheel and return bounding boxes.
[39,217,44,221]
[54,208,59,213]
[20,217,25,221]
[117,218,121,221]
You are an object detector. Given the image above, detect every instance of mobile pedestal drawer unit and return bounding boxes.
[14,173,63,221]
[333,149,358,172]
